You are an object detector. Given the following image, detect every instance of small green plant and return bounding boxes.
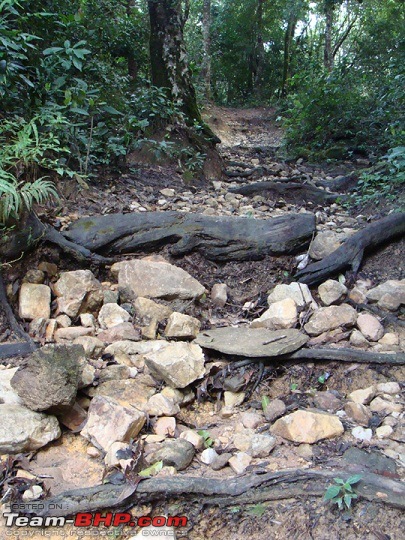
[197,430,214,448]
[261,395,271,411]
[324,475,362,511]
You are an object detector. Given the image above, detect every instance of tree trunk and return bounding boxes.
[324,1,334,71]
[281,12,297,97]
[201,0,211,100]
[253,0,265,96]
[147,0,202,126]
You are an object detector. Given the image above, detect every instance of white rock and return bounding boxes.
[164,312,201,339]
[229,452,252,474]
[200,447,219,465]
[144,342,205,389]
[376,425,393,439]
[366,280,405,305]
[0,368,22,405]
[73,336,104,358]
[251,298,297,329]
[0,404,61,453]
[376,382,401,395]
[351,426,372,442]
[54,270,101,317]
[267,282,317,309]
[98,303,131,329]
[378,333,399,347]
[211,284,228,307]
[357,313,384,342]
[350,330,370,348]
[19,283,51,320]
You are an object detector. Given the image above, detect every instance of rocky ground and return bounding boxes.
[0,107,404,540]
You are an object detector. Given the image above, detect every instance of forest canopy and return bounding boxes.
[0,0,404,223]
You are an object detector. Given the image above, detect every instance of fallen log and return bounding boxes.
[32,466,405,517]
[296,213,405,285]
[63,211,316,262]
[229,181,341,204]
[281,347,405,365]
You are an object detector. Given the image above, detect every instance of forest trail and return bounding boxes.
[1,108,404,540]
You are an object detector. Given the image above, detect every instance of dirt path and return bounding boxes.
[1,108,404,540]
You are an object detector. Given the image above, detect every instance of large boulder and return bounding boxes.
[0,404,61,453]
[111,259,206,300]
[11,344,82,414]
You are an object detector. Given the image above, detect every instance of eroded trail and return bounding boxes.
[0,107,404,540]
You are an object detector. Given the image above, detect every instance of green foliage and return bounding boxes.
[197,430,214,448]
[0,117,61,224]
[324,475,362,511]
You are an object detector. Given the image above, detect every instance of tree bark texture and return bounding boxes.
[201,0,212,100]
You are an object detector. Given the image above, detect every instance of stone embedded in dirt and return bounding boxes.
[378,333,399,347]
[0,404,61,453]
[153,417,176,437]
[144,393,180,417]
[349,286,367,305]
[376,382,401,395]
[19,283,51,320]
[229,452,252,474]
[369,397,402,415]
[149,439,195,471]
[104,340,170,368]
[267,282,316,309]
[366,280,405,306]
[348,386,376,405]
[200,447,219,465]
[54,326,94,343]
[250,433,277,458]
[80,395,146,451]
[344,402,372,427]
[11,344,82,414]
[357,313,384,342]
[95,378,156,408]
[195,327,308,357]
[211,452,232,471]
[309,231,349,260]
[38,261,58,277]
[211,283,228,307]
[134,297,173,323]
[350,330,370,348]
[144,342,205,389]
[378,293,401,311]
[271,410,344,444]
[251,298,298,329]
[98,365,138,383]
[54,270,102,318]
[161,386,195,406]
[304,305,357,336]
[179,430,205,450]
[164,312,201,339]
[97,323,141,344]
[224,391,245,408]
[73,336,104,358]
[58,401,88,431]
[376,425,394,439]
[241,411,263,430]
[23,269,45,284]
[98,303,131,329]
[351,426,372,442]
[318,279,347,306]
[312,391,342,413]
[264,399,286,422]
[111,259,206,300]
[0,367,22,405]
[104,442,131,468]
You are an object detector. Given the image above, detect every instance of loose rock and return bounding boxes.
[164,312,201,339]
[304,305,357,336]
[267,282,316,309]
[271,410,344,444]
[149,439,195,471]
[19,283,51,320]
[357,313,384,342]
[318,279,347,306]
[251,298,297,329]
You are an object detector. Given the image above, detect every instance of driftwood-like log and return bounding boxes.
[229,181,341,204]
[296,213,405,285]
[32,467,405,517]
[281,347,405,365]
[63,211,316,262]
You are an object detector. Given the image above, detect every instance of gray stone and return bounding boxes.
[11,344,82,413]
[211,284,228,308]
[344,402,372,426]
[55,326,94,342]
[73,336,104,358]
[318,280,347,306]
[312,391,342,412]
[350,330,370,348]
[378,294,401,311]
[145,342,205,389]
[366,280,405,305]
[229,452,252,474]
[97,323,141,343]
[309,231,349,260]
[80,396,146,451]
[111,259,206,300]
[0,404,61,453]
[54,270,101,318]
[149,439,195,471]
[211,452,232,470]
[195,327,308,357]
[19,283,51,320]
[134,297,173,323]
[23,269,45,284]
[304,305,357,336]
[264,399,286,422]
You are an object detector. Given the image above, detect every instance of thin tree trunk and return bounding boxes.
[281,13,297,97]
[324,1,334,71]
[201,0,212,100]
[253,0,265,95]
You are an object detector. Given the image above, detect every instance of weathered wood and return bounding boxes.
[63,211,316,262]
[32,466,405,517]
[296,213,405,285]
[282,347,405,365]
[229,181,341,204]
